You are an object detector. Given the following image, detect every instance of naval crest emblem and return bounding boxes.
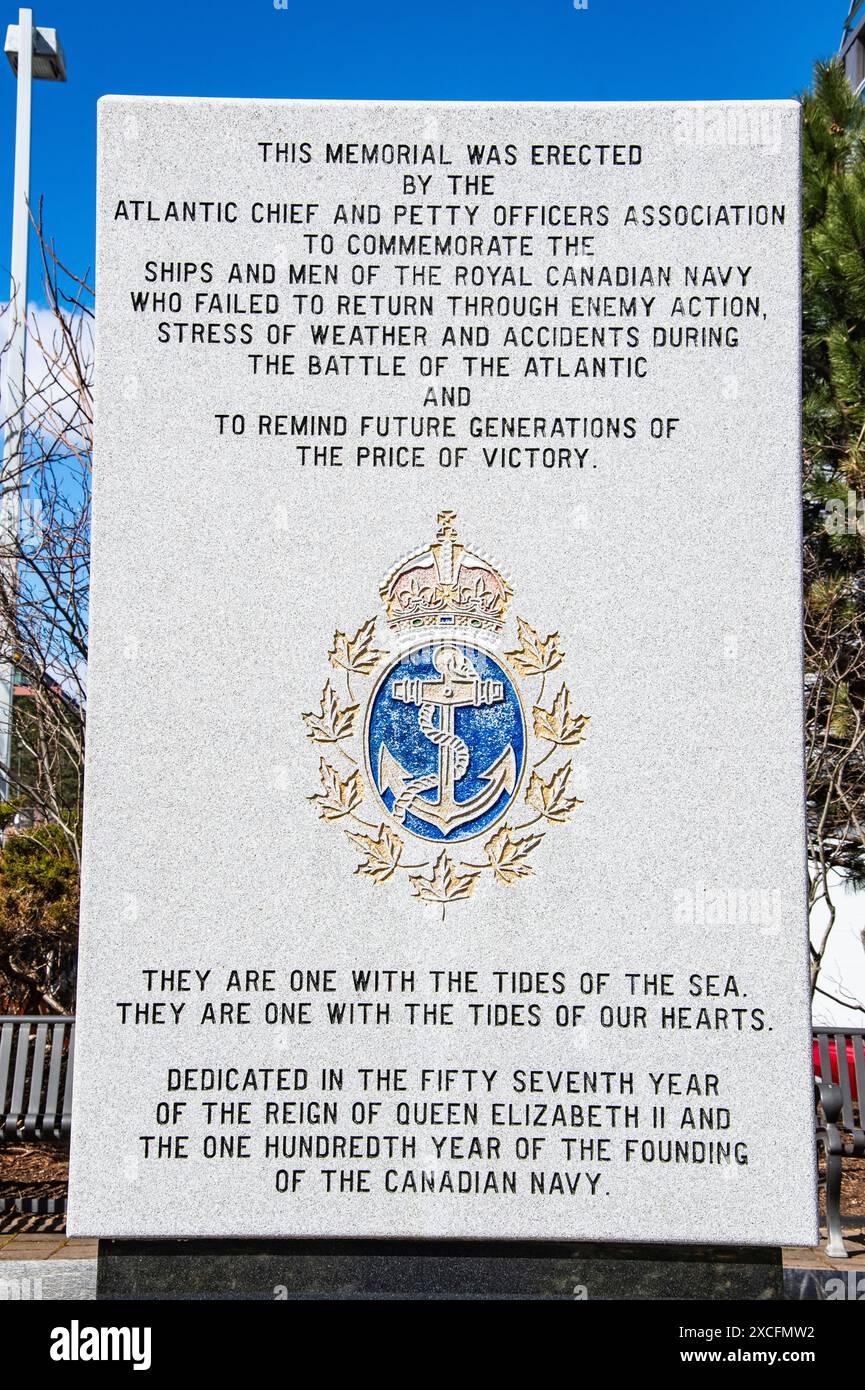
[303,512,589,913]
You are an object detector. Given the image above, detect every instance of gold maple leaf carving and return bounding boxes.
[484,825,544,884]
[532,684,590,747]
[328,617,387,677]
[409,852,480,903]
[525,761,582,824]
[302,680,358,744]
[309,759,363,822]
[506,617,564,677]
[345,825,404,883]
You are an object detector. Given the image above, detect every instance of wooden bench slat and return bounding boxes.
[60,1023,74,1137]
[835,1031,858,1133]
[817,1031,833,1094]
[23,1021,48,1138]
[42,1019,67,1135]
[8,1023,31,1134]
[852,1033,865,1152]
[0,1021,15,1136]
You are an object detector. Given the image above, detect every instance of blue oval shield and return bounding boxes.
[367,641,525,843]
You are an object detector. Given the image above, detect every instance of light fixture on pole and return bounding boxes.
[0,9,66,802]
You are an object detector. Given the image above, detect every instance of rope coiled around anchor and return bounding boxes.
[391,701,469,823]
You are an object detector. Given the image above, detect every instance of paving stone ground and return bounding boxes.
[0,1233,97,1259]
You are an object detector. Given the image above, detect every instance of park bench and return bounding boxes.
[813,1027,865,1258]
[0,1014,74,1215]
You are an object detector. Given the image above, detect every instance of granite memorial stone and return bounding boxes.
[68,98,817,1250]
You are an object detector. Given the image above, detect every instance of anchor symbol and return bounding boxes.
[378,645,518,835]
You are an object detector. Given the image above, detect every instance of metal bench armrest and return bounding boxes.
[816,1078,844,1127]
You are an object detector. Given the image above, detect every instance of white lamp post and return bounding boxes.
[0,9,65,800]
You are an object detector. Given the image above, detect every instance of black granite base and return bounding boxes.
[97,1239,784,1300]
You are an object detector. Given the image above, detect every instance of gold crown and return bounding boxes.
[380,512,512,634]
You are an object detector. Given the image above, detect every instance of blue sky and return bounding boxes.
[0,0,845,296]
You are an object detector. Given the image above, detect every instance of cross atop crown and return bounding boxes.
[380,512,512,634]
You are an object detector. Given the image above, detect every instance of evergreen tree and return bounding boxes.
[803,61,865,992]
